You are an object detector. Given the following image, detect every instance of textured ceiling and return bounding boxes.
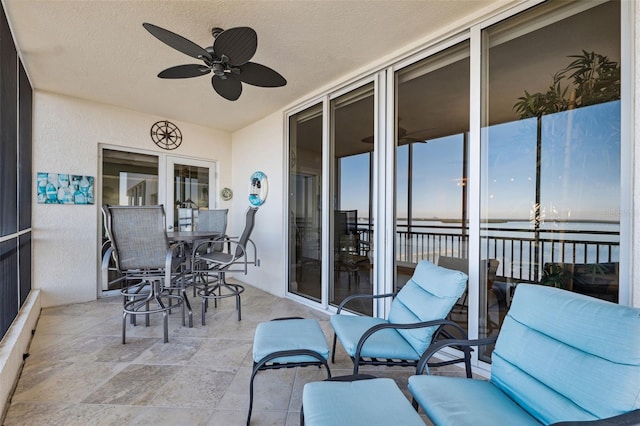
[2,0,505,133]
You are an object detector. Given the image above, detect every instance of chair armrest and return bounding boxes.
[192,238,259,274]
[550,410,640,426]
[415,336,498,374]
[336,292,396,314]
[191,236,225,255]
[354,319,470,363]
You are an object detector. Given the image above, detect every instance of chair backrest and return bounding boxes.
[106,205,169,271]
[335,210,357,236]
[198,208,228,252]
[388,260,468,355]
[234,207,258,258]
[491,284,640,424]
[437,256,499,289]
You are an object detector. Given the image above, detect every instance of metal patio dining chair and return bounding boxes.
[104,204,190,343]
[191,206,259,324]
[190,208,228,294]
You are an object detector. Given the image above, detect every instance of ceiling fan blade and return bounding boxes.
[212,75,242,101]
[238,62,287,87]
[143,23,212,61]
[213,27,257,66]
[158,64,210,79]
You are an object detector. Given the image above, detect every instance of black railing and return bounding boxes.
[394,224,619,283]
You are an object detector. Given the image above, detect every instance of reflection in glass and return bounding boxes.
[173,164,209,230]
[288,104,323,302]
[395,41,470,330]
[101,149,159,292]
[481,0,621,360]
[331,84,374,315]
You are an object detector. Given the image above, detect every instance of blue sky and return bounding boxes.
[339,101,620,222]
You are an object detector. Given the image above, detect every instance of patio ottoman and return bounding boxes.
[248,317,331,425]
[301,375,425,426]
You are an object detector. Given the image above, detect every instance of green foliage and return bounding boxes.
[541,263,571,289]
[514,50,620,119]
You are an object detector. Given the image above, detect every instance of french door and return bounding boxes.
[165,156,217,231]
[99,148,216,293]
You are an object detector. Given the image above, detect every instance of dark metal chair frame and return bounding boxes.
[332,292,473,377]
[248,317,332,426]
[191,206,259,323]
[104,204,190,343]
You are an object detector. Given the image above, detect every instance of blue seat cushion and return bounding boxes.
[408,375,542,426]
[303,378,425,426]
[253,318,330,364]
[330,315,420,360]
[388,260,467,354]
[492,284,640,424]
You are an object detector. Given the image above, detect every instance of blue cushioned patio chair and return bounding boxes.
[330,259,471,375]
[408,284,640,425]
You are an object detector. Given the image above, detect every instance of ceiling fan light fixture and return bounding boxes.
[143,22,287,101]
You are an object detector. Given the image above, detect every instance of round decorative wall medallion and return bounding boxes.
[150,120,182,150]
[249,171,268,207]
[221,187,233,201]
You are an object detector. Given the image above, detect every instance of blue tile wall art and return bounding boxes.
[37,172,94,205]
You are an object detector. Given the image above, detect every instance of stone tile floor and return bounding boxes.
[3,281,465,425]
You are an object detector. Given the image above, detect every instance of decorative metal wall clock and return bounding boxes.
[150,120,182,150]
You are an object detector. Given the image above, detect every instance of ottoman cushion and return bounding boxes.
[302,377,425,426]
[253,318,330,364]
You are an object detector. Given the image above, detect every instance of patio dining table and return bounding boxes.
[166,230,223,326]
[166,230,221,243]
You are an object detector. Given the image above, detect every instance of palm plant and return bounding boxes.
[514,50,620,118]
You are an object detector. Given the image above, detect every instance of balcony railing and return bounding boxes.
[392,223,619,284]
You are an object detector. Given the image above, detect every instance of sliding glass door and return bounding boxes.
[331,83,375,315]
[100,149,217,293]
[287,81,377,314]
[479,1,621,359]
[395,41,471,330]
[286,0,626,369]
[288,103,323,302]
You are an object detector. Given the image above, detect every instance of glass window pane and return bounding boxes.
[288,103,323,302]
[101,149,159,292]
[173,164,209,230]
[481,1,621,359]
[331,84,374,315]
[395,41,470,329]
[102,149,159,208]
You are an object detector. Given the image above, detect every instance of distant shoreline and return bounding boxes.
[383,218,620,225]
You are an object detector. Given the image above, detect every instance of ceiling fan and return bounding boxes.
[361,126,435,144]
[143,23,286,101]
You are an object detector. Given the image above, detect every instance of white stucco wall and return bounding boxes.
[32,92,232,307]
[230,111,286,297]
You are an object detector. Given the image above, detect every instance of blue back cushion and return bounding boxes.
[388,260,467,355]
[492,284,640,424]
